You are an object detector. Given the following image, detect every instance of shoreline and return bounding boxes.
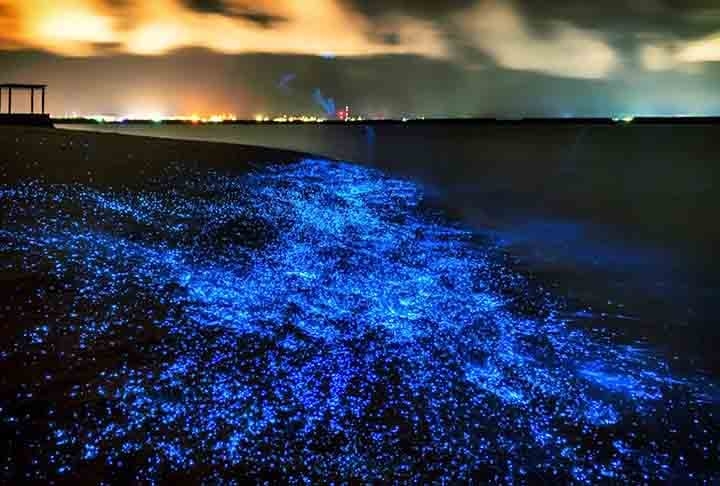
[55,121,720,259]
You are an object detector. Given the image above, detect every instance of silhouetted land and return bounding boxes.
[0,114,52,127]
[1,125,305,185]
[55,116,720,125]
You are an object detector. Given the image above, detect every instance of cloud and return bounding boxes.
[455,0,619,79]
[640,32,720,72]
[2,0,118,56]
[676,32,720,63]
[181,0,232,15]
[181,0,288,28]
[0,0,449,59]
[640,44,678,71]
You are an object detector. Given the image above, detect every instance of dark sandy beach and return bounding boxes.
[1,126,718,483]
[1,126,307,186]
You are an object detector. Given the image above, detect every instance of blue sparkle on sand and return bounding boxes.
[0,159,716,482]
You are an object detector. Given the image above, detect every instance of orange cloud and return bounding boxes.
[1,0,118,55]
[0,0,449,58]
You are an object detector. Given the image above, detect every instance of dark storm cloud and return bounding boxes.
[181,0,288,27]
[182,0,229,14]
[344,0,476,19]
[341,0,720,78]
[381,33,401,46]
[235,11,288,28]
[348,0,719,46]
[512,0,720,39]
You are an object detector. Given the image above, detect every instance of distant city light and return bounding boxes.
[89,114,119,123]
[270,115,327,123]
[63,112,239,123]
[59,111,715,125]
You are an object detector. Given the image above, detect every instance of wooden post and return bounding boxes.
[8,87,11,114]
[42,87,45,115]
[0,87,3,113]
[30,88,35,114]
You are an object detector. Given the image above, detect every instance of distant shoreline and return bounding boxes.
[52,116,720,126]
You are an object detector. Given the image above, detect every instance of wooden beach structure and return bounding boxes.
[0,83,52,126]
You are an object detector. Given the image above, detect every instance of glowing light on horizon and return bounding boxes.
[271,114,327,123]
[64,112,240,123]
[122,111,165,122]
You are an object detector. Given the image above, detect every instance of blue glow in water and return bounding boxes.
[0,159,716,483]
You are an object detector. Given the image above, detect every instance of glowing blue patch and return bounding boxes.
[0,159,716,483]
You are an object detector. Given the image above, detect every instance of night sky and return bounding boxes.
[0,0,719,117]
